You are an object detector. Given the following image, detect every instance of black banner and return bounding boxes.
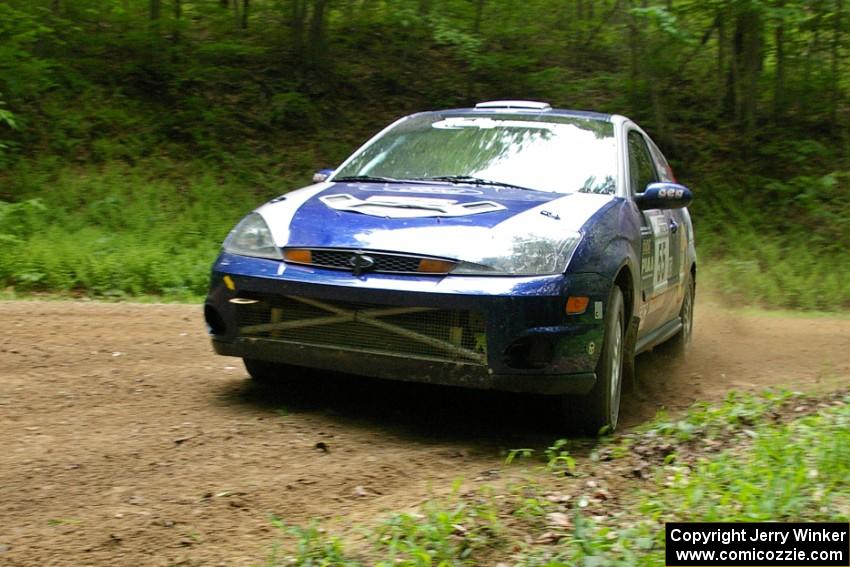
[666,522,849,566]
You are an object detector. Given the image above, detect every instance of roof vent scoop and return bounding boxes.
[474,100,552,111]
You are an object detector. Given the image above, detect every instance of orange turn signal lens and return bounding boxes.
[283,249,312,264]
[566,296,589,315]
[417,259,456,274]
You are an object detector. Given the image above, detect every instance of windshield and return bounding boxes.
[333,113,617,195]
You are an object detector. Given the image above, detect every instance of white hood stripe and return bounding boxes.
[257,183,332,247]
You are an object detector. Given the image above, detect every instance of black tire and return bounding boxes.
[622,315,638,389]
[663,272,695,358]
[563,286,626,435]
[243,358,291,384]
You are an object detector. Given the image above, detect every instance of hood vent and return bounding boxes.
[319,193,506,218]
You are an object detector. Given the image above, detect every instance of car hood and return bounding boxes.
[258,181,615,261]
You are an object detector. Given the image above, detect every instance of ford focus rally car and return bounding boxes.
[204,100,695,433]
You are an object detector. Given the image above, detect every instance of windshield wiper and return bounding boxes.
[335,174,542,192]
[414,175,541,192]
[333,175,405,183]
[333,175,445,186]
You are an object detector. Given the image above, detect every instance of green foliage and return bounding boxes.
[374,490,502,566]
[506,440,579,474]
[265,487,502,567]
[270,91,320,131]
[0,97,18,163]
[639,389,795,442]
[697,176,850,310]
[504,447,535,465]
[0,0,847,306]
[0,3,56,100]
[544,439,577,475]
[0,160,272,298]
[263,392,849,565]
[649,396,850,522]
[267,519,358,567]
[431,16,484,68]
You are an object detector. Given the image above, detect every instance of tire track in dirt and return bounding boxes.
[0,300,848,566]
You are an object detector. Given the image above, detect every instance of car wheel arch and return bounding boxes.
[613,264,636,323]
[613,262,639,386]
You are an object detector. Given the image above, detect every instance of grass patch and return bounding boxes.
[692,171,850,311]
[262,390,850,566]
[699,245,850,312]
[2,158,848,310]
[0,159,296,299]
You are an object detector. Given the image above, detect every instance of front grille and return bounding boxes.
[235,295,487,364]
[302,249,447,274]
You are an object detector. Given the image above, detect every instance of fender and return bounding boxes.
[567,199,642,373]
[569,199,641,294]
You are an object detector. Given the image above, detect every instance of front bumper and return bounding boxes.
[205,253,611,395]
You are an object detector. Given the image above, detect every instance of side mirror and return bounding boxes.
[312,168,334,183]
[634,182,693,211]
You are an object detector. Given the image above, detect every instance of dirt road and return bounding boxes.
[1,300,848,566]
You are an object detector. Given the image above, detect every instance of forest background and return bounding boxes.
[1,0,848,309]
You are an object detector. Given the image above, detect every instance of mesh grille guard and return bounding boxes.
[234,294,487,364]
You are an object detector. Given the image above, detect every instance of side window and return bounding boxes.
[646,139,675,182]
[627,130,658,195]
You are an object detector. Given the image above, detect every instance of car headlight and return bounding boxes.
[450,232,582,275]
[223,213,282,260]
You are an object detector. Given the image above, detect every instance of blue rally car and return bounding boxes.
[204,101,695,433]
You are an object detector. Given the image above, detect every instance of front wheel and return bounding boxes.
[563,285,626,435]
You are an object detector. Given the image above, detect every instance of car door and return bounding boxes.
[627,129,676,334]
[646,138,691,320]
[646,138,687,306]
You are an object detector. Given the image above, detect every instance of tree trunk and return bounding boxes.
[717,7,725,113]
[650,76,669,148]
[291,0,307,56]
[773,0,786,121]
[150,0,161,34]
[803,1,824,115]
[831,0,844,125]
[725,4,762,129]
[724,12,740,121]
[242,0,249,28]
[627,0,640,110]
[739,6,763,131]
[308,0,328,70]
[473,0,485,34]
[172,0,182,42]
[122,0,130,31]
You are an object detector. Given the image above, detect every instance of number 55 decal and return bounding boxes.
[648,213,670,292]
